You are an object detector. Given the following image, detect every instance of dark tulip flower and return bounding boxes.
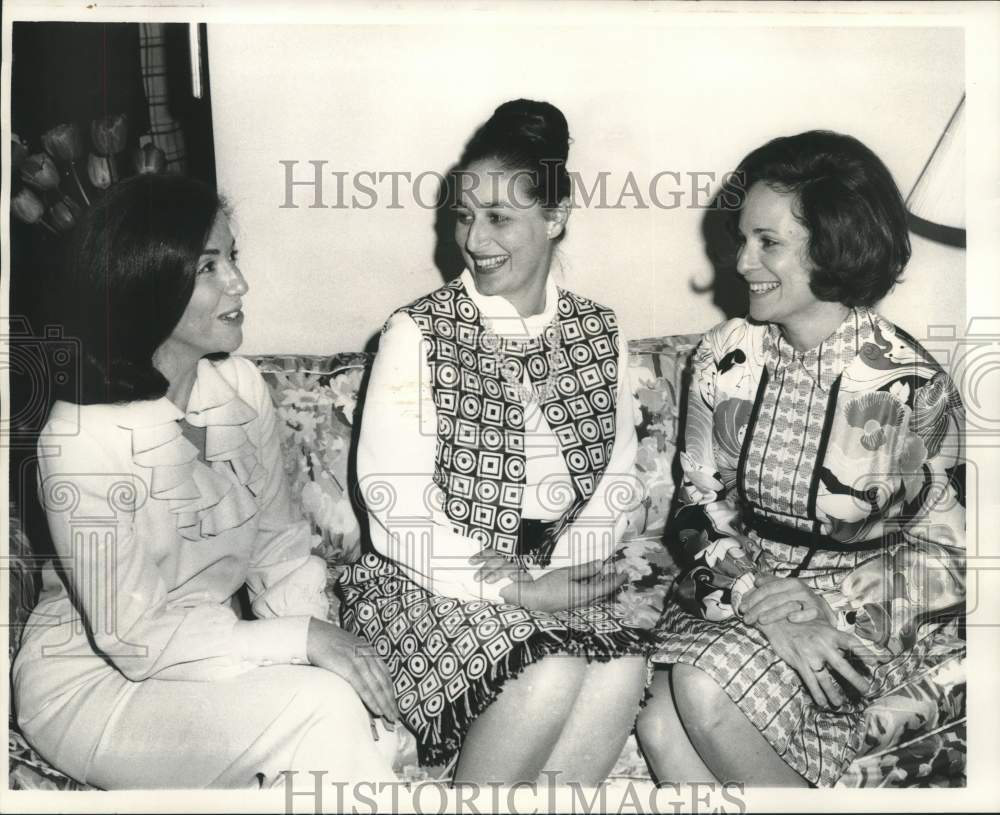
[42,123,85,162]
[91,113,129,156]
[12,136,29,173]
[50,200,78,232]
[87,153,113,189]
[20,153,61,191]
[12,187,45,224]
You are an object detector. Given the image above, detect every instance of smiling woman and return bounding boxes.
[337,99,652,785]
[451,99,571,317]
[735,183,849,348]
[55,175,224,405]
[637,131,965,788]
[453,161,565,317]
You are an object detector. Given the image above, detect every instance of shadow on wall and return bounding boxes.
[362,161,464,355]
[433,160,466,286]
[695,183,749,321]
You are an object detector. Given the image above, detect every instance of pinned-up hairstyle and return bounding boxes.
[458,98,572,208]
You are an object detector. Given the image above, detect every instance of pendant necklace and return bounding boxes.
[483,320,562,405]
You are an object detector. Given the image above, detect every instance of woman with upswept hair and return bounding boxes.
[339,99,650,784]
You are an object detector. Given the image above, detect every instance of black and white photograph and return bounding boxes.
[3,1,998,812]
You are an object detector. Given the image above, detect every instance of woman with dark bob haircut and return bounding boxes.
[338,99,650,783]
[637,131,965,786]
[736,130,912,308]
[13,174,398,788]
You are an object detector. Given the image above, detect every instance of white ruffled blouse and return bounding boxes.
[15,356,327,713]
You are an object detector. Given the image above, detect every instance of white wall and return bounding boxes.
[208,23,965,354]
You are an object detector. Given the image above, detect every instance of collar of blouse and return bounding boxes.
[459,268,560,340]
[763,306,876,392]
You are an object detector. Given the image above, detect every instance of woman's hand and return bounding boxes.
[741,574,835,627]
[468,547,531,585]
[307,618,398,723]
[758,618,880,709]
[499,559,626,612]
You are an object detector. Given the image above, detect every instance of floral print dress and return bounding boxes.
[651,308,965,786]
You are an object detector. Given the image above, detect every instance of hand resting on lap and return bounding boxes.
[741,575,835,626]
[758,619,885,709]
[307,618,399,723]
[499,560,626,613]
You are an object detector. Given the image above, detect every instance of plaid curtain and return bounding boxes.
[138,22,187,173]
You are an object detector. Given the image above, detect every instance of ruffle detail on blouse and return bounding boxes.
[120,359,265,541]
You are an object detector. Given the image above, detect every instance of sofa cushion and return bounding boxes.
[625,334,702,544]
[252,352,370,616]
[835,719,966,788]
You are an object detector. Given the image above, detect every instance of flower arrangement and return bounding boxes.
[11,116,167,236]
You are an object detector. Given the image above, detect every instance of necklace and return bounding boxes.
[483,320,563,405]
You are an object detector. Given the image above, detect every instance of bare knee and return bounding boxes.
[670,664,730,737]
[566,657,647,736]
[456,656,587,783]
[468,655,586,734]
[636,669,674,744]
[510,655,586,700]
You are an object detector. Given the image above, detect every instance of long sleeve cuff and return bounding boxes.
[249,554,330,621]
[231,615,311,667]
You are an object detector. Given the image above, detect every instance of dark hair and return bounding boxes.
[60,174,222,404]
[733,130,911,307]
[458,99,572,208]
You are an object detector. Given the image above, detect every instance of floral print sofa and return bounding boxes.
[7,334,965,790]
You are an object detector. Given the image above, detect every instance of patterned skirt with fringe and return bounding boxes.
[338,553,653,766]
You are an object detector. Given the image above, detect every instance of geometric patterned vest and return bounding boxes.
[398,278,620,566]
